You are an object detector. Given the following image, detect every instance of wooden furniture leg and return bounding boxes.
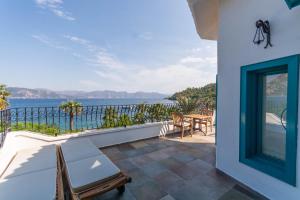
[190,119,194,137]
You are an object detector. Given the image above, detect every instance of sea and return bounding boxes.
[8,98,174,108]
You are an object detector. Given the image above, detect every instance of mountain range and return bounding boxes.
[7,87,168,99]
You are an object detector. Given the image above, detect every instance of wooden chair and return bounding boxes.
[172,112,192,139]
[194,109,214,135]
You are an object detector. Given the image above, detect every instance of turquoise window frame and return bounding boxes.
[240,55,299,186]
[285,0,300,9]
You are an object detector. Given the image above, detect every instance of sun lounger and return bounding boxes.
[2,145,57,178]
[0,168,57,199]
[0,144,63,200]
[60,138,103,162]
[58,139,131,200]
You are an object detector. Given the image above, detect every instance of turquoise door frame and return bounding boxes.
[285,0,300,9]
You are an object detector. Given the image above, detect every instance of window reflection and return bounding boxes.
[262,73,287,161]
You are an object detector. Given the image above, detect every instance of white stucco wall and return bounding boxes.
[217,0,300,199]
[0,122,174,178]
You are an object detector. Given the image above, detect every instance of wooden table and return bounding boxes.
[184,114,212,135]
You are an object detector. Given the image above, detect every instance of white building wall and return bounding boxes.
[217,0,300,199]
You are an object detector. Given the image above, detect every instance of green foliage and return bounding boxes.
[133,104,148,124]
[166,105,180,119]
[102,107,118,128]
[0,84,10,110]
[0,99,8,111]
[176,96,201,114]
[147,104,168,122]
[59,101,82,114]
[117,114,132,127]
[168,83,216,109]
[3,102,178,136]
[11,122,60,136]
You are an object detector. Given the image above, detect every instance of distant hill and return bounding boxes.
[7,87,168,99]
[168,83,216,108]
[266,74,287,96]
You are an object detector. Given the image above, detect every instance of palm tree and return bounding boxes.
[176,96,201,114]
[59,101,82,131]
[0,84,10,110]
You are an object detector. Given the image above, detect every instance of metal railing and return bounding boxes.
[0,109,11,148]
[0,103,178,137]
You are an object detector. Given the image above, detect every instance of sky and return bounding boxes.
[0,0,217,94]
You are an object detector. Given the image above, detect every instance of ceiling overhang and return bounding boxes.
[187,0,219,41]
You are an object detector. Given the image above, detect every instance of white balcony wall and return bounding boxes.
[0,122,174,177]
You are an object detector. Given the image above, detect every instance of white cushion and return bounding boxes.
[61,138,103,163]
[0,168,56,200]
[183,122,191,127]
[66,154,120,192]
[3,145,56,178]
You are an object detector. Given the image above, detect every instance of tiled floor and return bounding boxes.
[94,132,267,200]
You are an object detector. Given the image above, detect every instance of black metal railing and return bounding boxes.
[0,109,11,148]
[0,103,178,137]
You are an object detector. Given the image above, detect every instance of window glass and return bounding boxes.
[261,73,287,161]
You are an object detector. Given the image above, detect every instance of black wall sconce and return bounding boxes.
[253,20,272,49]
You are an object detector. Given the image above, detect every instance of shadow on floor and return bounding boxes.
[94,132,268,200]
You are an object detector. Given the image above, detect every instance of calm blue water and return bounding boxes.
[8,98,173,108]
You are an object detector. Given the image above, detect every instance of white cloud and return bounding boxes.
[32,34,68,50]
[84,62,216,93]
[180,56,205,64]
[133,64,216,93]
[64,35,124,69]
[138,32,153,40]
[51,9,75,21]
[35,0,63,6]
[85,46,217,93]
[63,35,99,53]
[64,35,90,45]
[35,0,75,21]
[180,56,217,65]
[95,70,123,82]
[93,51,124,69]
[33,33,217,93]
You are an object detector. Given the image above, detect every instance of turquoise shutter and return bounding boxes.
[285,0,300,9]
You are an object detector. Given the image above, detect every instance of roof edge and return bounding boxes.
[187,0,219,41]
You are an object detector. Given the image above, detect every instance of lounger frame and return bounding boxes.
[57,146,131,200]
[56,146,65,200]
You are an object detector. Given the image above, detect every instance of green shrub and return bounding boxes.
[11,122,60,136]
[168,83,216,110]
[117,114,132,127]
[147,104,168,122]
[176,96,201,114]
[102,107,118,128]
[133,104,148,124]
